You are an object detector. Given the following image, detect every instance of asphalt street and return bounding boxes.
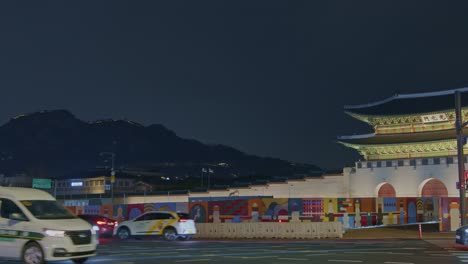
[0,238,466,264]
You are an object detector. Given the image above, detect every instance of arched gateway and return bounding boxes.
[377,183,396,197]
[421,179,448,197]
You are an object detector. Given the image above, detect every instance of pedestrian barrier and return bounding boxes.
[194,221,343,239]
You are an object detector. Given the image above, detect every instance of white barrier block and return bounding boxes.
[193,222,343,240]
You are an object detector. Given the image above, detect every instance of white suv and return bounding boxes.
[0,187,97,264]
[114,211,196,241]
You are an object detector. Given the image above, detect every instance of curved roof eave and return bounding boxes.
[337,128,468,145]
[338,133,376,140]
[344,87,468,110]
[337,138,454,149]
[344,111,370,123]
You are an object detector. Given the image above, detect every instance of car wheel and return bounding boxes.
[163,228,177,241]
[73,257,88,263]
[22,242,45,264]
[117,227,131,240]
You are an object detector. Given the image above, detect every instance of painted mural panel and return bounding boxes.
[84,205,100,215]
[440,197,461,231]
[176,202,188,213]
[208,199,249,222]
[407,198,417,223]
[324,199,337,222]
[440,197,461,232]
[422,197,436,222]
[337,198,354,228]
[60,195,465,232]
[143,203,156,212]
[248,198,266,222]
[263,198,289,221]
[154,203,176,212]
[127,204,144,220]
[66,206,78,215]
[114,204,128,222]
[397,198,406,225]
[382,197,397,212]
[189,202,208,223]
[302,199,323,222]
[100,204,113,219]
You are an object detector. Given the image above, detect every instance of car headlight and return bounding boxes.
[464,229,468,234]
[44,229,65,237]
[92,225,99,235]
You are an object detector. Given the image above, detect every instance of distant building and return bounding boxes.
[54,176,140,196]
[0,173,151,197]
[0,173,33,187]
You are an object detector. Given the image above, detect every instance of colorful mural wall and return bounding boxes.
[65,197,461,232]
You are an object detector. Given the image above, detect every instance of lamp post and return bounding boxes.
[455,91,467,226]
[100,152,116,204]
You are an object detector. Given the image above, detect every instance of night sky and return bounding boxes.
[1,1,468,170]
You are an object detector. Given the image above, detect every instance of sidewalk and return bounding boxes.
[342,227,455,239]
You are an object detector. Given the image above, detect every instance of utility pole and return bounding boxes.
[100,152,116,205]
[455,91,467,226]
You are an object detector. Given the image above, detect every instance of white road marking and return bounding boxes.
[278,257,308,261]
[384,262,414,264]
[175,259,212,262]
[346,251,390,254]
[328,260,363,263]
[242,256,277,259]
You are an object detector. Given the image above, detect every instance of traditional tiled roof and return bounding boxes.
[338,128,468,145]
[345,87,468,116]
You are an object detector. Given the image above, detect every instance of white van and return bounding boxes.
[0,187,98,264]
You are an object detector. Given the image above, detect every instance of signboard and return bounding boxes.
[421,113,448,124]
[71,181,83,187]
[32,178,52,189]
[105,184,111,191]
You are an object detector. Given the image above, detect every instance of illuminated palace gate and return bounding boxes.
[338,88,467,231]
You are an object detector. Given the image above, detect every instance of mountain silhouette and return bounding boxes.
[0,110,322,186]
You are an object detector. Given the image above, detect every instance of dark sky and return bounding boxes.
[1,1,468,170]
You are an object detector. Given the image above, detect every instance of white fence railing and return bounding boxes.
[194,222,343,239]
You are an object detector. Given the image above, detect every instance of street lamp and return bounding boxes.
[100,152,116,204]
[455,91,468,226]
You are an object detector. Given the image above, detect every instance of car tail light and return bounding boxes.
[96,221,106,225]
[179,219,188,223]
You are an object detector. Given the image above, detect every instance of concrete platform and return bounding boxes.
[343,227,455,239]
[342,222,456,240]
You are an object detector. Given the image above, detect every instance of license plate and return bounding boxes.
[76,245,93,252]
[456,235,461,240]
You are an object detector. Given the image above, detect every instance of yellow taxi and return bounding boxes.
[114,211,196,241]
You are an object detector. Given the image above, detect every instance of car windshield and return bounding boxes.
[20,200,76,220]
